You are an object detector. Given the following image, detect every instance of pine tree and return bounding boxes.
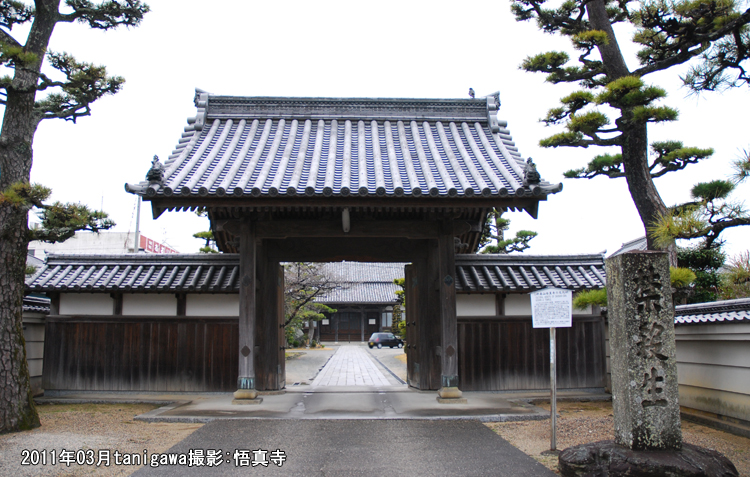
[0,0,149,433]
[511,0,750,259]
[478,208,537,254]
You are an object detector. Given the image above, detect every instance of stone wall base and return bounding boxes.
[558,440,737,477]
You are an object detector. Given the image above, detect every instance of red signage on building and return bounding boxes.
[139,235,179,254]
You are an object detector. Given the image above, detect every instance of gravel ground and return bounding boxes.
[0,403,202,476]
[486,400,750,475]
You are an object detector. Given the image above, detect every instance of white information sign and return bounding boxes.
[530,288,573,329]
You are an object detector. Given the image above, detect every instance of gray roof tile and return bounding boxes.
[315,262,406,304]
[27,254,608,297]
[126,93,562,200]
[454,254,606,293]
[674,298,750,324]
[23,295,50,314]
[27,254,240,293]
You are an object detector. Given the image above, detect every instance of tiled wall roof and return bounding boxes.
[674,298,750,324]
[23,295,50,314]
[27,254,241,293]
[28,254,606,296]
[454,254,606,292]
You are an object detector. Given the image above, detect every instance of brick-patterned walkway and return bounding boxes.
[311,345,391,386]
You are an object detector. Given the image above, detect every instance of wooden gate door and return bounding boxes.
[405,264,418,387]
[277,263,286,389]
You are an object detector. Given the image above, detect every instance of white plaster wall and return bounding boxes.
[122,294,176,316]
[504,294,531,315]
[456,294,496,317]
[59,294,113,315]
[186,294,239,316]
[675,322,750,422]
[22,315,45,395]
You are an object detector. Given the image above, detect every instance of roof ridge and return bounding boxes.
[675,297,750,315]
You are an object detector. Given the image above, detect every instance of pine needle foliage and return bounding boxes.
[650,149,750,250]
[573,289,608,310]
[479,208,538,254]
[1,181,114,242]
[510,0,750,254]
[721,251,750,299]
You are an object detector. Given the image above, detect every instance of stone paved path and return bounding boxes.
[311,345,391,386]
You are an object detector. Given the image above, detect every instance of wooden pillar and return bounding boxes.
[233,221,261,403]
[255,251,283,391]
[416,244,441,390]
[437,219,464,402]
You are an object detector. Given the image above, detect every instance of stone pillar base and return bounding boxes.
[437,387,467,404]
[558,440,737,476]
[232,398,263,405]
[232,388,262,404]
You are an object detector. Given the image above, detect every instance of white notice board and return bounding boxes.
[530,288,572,328]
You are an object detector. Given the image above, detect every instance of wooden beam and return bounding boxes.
[263,237,428,262]
[146,195,544,212]
[255,219,440,239]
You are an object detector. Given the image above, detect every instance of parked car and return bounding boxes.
[368,332,404,349]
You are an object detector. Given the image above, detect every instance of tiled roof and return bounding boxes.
[317,283,401,305]
[27,254,608,296]
[126,92,562,201]
[320,262,406,282]
[454,254,606,293]
[23,295,50,314]
[27,254,240,293]
[315,262,406,304]
[674,298,750,324]
[608,236,647,257]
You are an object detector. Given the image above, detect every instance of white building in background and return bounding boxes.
[28,231,179,259]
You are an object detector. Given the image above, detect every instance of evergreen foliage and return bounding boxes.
[193,231,218,253]
[573,288,608,309]
[721,251,750,299]
[650,151,750,250]
[392,278,405,338]
[0,181,114,242]
[479,208,537,254]
[510,0,750,255]
[674,245,724,303]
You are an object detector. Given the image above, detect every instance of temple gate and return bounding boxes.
[126,91,561,400]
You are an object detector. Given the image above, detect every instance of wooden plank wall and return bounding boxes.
[43,317,238,392]
[458,315,606,391]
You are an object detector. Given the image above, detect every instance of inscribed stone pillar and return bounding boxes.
[234,221,260,402]
[606,251,681,450]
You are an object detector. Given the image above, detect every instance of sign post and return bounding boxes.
[531,287,573,452]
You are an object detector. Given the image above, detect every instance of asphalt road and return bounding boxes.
[131,419,555,476]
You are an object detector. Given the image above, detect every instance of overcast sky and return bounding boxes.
[21,0,750,258]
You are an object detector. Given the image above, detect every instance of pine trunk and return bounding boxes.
[587,0,676,265]
[0,205,39,433]
[0,1,59,433]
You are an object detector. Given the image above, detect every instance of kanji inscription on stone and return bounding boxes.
[634,265,663,316]
[606,252,682,450]
[636,322,668,361]
[641,367,668,408]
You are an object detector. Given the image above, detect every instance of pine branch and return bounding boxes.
[59,0,150,29]
[0,1,33,31]
[632,6,750,78]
